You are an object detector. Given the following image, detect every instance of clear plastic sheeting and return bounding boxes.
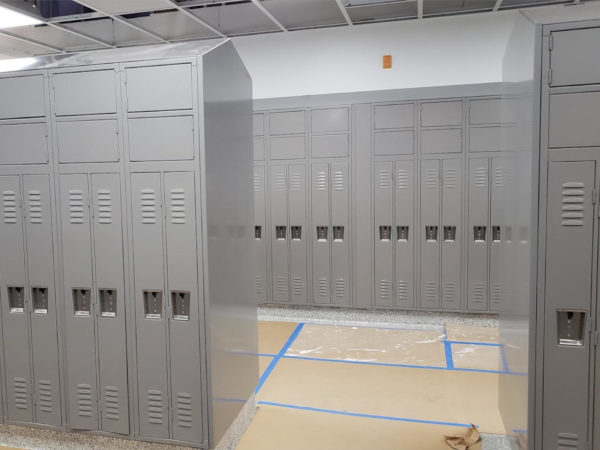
[285,324,447,367]
[445,322,500,344]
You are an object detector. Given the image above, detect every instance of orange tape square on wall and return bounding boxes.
[383,55,392,69]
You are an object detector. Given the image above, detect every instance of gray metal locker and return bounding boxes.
[420,160,441,309]
[330,162,350,306]
[269,165,290,303]
[0,75,45,119]
[441,159,462,310]
[312,163,331,305]
[548,92,600,149]
[374,161,394,307]
[125,64,193,112]
[288,164,307,304]
[543,161,595,449]
[254,166,268,303]
[0,123,48,165]
[489,158,506,312]
[23,175,62,426]
[467,158,489,311]
[131,173,169,440]
[549,28,600,87]
[394,160,414,309]
[164,172,203,443]
[52,69,118,116]
[0,176,33,423]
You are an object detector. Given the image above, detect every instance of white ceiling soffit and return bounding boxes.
[0,0,592,57]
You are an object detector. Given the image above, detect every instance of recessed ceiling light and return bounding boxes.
[0,5,42,29]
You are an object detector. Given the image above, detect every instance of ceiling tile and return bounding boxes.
[261,0,346,29]
[189,2,280,35]
[127,10,218,40]
[0,33,55,56]
[500,0,570,7]
[63,18,161,46]
[79,0,174,15]
[346,1,418,23]
[423,0,496,16]
[6,24,100,51]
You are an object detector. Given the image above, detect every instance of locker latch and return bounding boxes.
[492,226,501,243]
[73,289,92,316]
[31,287,48,314]
[317,226,328,242]
[7,286,25,313]
[99,289,117,318]
[557,310,586,347]
[379,225,391,241]
[443,226,456,242]
[425,226,438,242]
[397,226,409,242]
[171,291,190,321]
[333,226,344,242]
[473,226,487,243]
[143,290,163,319]
[291,226,302,240]
[276,226,287,240]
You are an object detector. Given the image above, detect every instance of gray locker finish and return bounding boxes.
[548,92,600,148]
[469,98,501,125]
[420,101,463,127]
[52,70,117,116]
[549,28,600,87]
[420,128,462,154]
[374,130,414,156]
[269,110,305,135]
[253,137,265,161]
[0,75,45,119]
[270,135,306,160]
[311,108,349,133]
[469,126,503,152]
[56,120,119,163]
[0,123,48,165]
[374,104,414,129]
[254,166,268,303]
[253,113,265,137]
[311,134,348,158]
[128,116,195,161]
[420,160,441,309]
[441,159,462,310]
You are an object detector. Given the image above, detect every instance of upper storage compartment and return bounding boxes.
[125,63,194,112]
[52,69,117,116]
[311,108,349,133]
[0,75,45,120]
[420,100,463,127]
[469,98,501,125]
[374,103,414,129]
[550,28,600,87]
[0,123,48,165]
[269,110,305,135]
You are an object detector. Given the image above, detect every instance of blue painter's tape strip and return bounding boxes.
[214,397,247,403]
[258,353,278,357]
[256,400,475,428]
[448,340,502,347]
[500,345,510,373]
[442,327,455,370]
[255,322,305,394]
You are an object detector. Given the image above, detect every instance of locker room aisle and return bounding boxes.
[237,320,514,450]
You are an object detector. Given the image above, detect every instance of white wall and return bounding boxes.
[233,10,518,99]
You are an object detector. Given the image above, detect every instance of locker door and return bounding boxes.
[374,162,394,307]
[270,165,289,302]
[543,161,595,450]
[23,175,61,426]
[331,162,350,306]
[164,172,203,443]
[253,166,268,303]
[394,160,414,309]
[130,173,169,439]
[60,174,97,430]
[467,158,489,311]
[312,163,331,305]
[288,164,308,304]
[441,159,462,310]
[91,174,129,435]
[0,176,33,423]
[489,158,505,312]
[420,160,441,309]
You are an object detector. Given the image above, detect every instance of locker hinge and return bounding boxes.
[547,69,552,85]
[592,189,597,205]
[548,34,553,51]
[594,331,599,347]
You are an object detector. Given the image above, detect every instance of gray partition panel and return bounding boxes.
[394,160,414,309]
[420,101,463,127]
[269,165,290,303]
[270,136,306,160]
[420,160,440,309]
[253,137,265,161]
[469,98,501,125]
[441,159,462,310]
[311,163,331,305]
[269,110,305,135]
[288,164,308,304]
[469,126,503,152]
[374,130,414,156]
[311,134,349,158]
[374,103,414,129]
[253,166,268,303]
[374,161,394,307]
[331,161,350,306]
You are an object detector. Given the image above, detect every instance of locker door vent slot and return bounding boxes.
[397,226,409,242]
[317,226,328,242]
[443,226,456,242]
[291,225,302,240]
[492,226,501,242]
[473,226,487,242]
[99,289,117,318]
[425,226,438,242]
[31,287,48,314]
[143,290,163,319]
[333,226,344,242]
[276,226,287,240]
[255,225,262,240]
[556,310,586,347]
[171,291,190,321]
[379,225,391,241]
[73,289,91,316]
[7,286,25,313]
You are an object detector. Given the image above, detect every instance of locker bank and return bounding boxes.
[0,1,599,449]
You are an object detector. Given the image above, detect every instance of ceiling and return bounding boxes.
[0,0,591,57]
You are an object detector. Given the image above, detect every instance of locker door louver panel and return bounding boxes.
[77,384,94,417]
[472,283,486,306]
[255,276,265,297]
[378,170,393,189]
[28,190,43,224]
[13,378,29,410]
[443,168,458,189]
[253,174,261,192]
[2,190,17,224]
[292,278,304,296]
[561,182,585,226]
[104,386,120,421]
[318,278,329,297]
[170,189,186,224]
[289,172,302,191]
[334,279,345,299]
[38,380,53,413]
[425,169,439,189]
[332,170,344,191]
[96,189,113,225]
[147,390,164,424]
[315,170,327,191]
[443,283,456,305]
[68,190,85,224]
[176,393,193,428]
[424,282,438,304]
[275,277,288,297]
[379,280,392,300]
[396,281,408,303]
[474,167,487,187]
[140,189,157,224]
[556,433,579,448]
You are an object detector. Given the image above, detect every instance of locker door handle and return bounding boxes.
[73,289,92,316]
[7,286,25,313]
[99,289,117,318]
[255,225,262,240]
[291,226,302,240]
[275,226,287,240]
[333,226,344,242]
[473,226,487,242]
[143,290,163,319]
[379,226,392,241]
[397,226,409,242]
[492,226,501,242]
[31,287,48,314]
[425,226,438,242]
[443,226,456,243]
[170,291,190,321]
[317,226,328,242]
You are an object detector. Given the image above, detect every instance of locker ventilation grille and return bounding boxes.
[77,384,93,417]
[289,173,302,191]
[494,166,504,188]
[379,280,392,300]
[335,279,345,298]
[104,386,120,420]
[396,281,408,303]
[492,283,501,308]
[28,190,43,224]
[274,173,286,192]
[474,167,487,188]
[255,275,265,296]
[276,277,288,297]
[170,189,186,225]
[443,283,456,305]
[472,283,485,304]
[253,174,261,193]
[333,171,344,191]
[318,278,329,298]
[425,169,438,189]
[176,393,193,429]
[444,169,458,189]
[425,282,437,304]
[96,189,112,225]
[140,189,157,225]
[292,277,304,296]
[396,169,409,189]
[13,378,28,410]
[147,390,164,424]
[2,190,17,224]
[557,432,579,448]
[378,170,392,189]
[38,380,53,413]
[316,171,327,191]
[68,190,85,224]
[561,182,585,226]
